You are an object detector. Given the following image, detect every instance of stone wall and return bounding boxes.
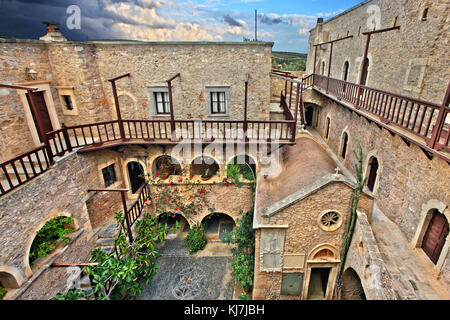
[0,39,273,161]
[253,181,373,300]
[310,90,450,242]
[306,0,449,105]
[0,151,94,282]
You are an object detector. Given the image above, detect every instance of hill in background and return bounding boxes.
[272,51,307,71]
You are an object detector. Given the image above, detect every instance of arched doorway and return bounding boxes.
[366,156,379,192]
[191,156,219,181]
[361,58,370,86]
[201,213,235,241]
[305,106,314,127]
[127,161,145,194]
[158,212,190,238]
[343,61,350,81]
[227,155,256,181]
[153,155,181,180]
[341,268,366,300]
[421,209,449,265]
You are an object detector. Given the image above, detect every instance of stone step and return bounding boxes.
[97,237,116,247]
[100,246,114,254]
[79,275,92,288]
[98,223,120,239]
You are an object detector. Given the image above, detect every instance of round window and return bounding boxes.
[318,211,342,231]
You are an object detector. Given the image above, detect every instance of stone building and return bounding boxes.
[0,0,449,300]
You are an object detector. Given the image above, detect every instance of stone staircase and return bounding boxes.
[95,222,121,254]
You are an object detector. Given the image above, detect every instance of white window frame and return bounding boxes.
[148,85,170,117]
[205,86,230,117]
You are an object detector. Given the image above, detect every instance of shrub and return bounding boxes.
[221,210,255,293]
[185,224,207,254]
[0,285,7,300]
[29,215,75,263]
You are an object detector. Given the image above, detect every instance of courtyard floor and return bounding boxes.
[137,238,238,300]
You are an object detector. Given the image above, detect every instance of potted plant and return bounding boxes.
[201,168,213,181]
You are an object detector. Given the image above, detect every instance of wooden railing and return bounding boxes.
[309,73,450,153]
[0,145,52,196]
[1,117,295,198]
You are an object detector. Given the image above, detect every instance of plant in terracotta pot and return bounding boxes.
[201,168,213,181]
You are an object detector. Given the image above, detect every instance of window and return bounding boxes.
[62,95,73,110]
[154,92,170,115]
[325,117,330,139]
[343,61,350,81]
[318,211,342,231]
[210,92,226,114]
[102,164,117,187]
[366,156,379,192]
[148,86,170,117]
[422,8,429,21]
[205,86,230,117]
[55,86,78,115]
[341,132,348,159]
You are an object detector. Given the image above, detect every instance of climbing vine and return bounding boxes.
[335,135,367,293]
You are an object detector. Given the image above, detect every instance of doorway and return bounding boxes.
[366,156,379,192]
[26,91,53,142]
[421,210,449,265]
[127,161,145,194]
[305,106,314,127]
[307,267,331,299]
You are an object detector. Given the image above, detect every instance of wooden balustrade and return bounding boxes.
[0,145,51,196]
[310,74,449,153]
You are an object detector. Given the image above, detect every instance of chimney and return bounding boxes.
[317,17,324,24]
[39,22,67,42]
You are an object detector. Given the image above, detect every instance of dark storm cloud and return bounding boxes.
[223,14,244,27]
[259,13,287,26]
[0,0,174,41]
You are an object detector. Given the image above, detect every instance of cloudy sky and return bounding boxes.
[0,0,361,52]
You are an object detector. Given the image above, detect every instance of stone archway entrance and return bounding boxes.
[127,161,145,194]
[341,268,366,300]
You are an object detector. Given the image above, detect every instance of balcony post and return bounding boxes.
[61,123,72,152]
[244,80,249,142]
[428,81,450,149]
[121,190,133,244]
[109,76,128,141]
[167,80,176,141]
[327,42,334,93]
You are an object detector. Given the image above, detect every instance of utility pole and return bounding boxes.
[255,9,258,41]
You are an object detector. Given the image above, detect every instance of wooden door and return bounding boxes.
[26,91,53,142]
[422,210,449,264]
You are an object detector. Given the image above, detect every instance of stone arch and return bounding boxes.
[341,267,367,300]
[152,155,181,180]
[201,212,236,241]
[190,155,220,180]
[157,212,191,236]
[342,60,350,81]
[0,265,25,289]
[412,199,449,271]
[122,158,147,197]
[24,211,79,277]
[226,154,257,180]
[308,243,339,262]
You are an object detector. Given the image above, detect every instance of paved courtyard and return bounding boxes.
[137,238,237,300]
